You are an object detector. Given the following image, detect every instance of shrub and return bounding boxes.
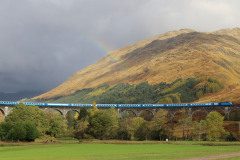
[0,121,38,141]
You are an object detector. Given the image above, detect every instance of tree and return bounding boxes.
[4,104,49,136]
[158,96,173,103]
[0,104,47,141]
[116,118,132,140]
[88,105,99,118]
[73,108,90,139]
[135,121,151,140]
[129,117,145,140]
[45,112,68,138]
[176,110,193,140]
[24,121,39,141]
[79,108,88,120]
[204,111,228,141]
[149,110,169,140]
[89,109,119,139]
[116,117,146,140]
[192,120,207,141]
[74,120,89,139]
[0,104,68,141]
[0,121,38,141]
[7,122,26,141]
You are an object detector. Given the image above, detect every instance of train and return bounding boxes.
[0,101,233,108]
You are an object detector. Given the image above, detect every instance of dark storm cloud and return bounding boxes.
[0,0,239,92]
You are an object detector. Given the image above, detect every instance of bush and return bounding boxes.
[0,104,67,141]
[0,121,38,141]
[116,129,131,140]
[35,135,57,143]
[24,121,39,141]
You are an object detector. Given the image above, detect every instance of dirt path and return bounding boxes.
[183,152,240,160]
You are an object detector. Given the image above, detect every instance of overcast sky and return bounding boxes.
[0,0,239,93]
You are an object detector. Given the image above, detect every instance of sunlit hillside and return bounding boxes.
[34,28,240,103]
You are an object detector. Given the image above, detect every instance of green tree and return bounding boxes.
[135,121,151,140]
[116,118,132,140]
[7,122,26,141]
[4,104,49,136]
[74,120,89,139]
[0,121,38,141]
[79,108,88,120]
[89,109,119,139]
[1,104,68,140]
[45,112,67,138]
[204,111,228,141]
[176,110,193,139]
[0,104,47,141]
[149,110,169,140]
[129,117,145,139]
[158,96,173,103]
[88,105,99,117]
[192,120,207,141]
[24,121,39,141]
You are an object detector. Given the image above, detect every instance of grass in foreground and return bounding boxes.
[0,142,240,160]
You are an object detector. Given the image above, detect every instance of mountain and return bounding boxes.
[0,91,43,101]
[34,28,240,103]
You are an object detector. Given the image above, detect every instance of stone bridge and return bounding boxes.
[0,101,239,121]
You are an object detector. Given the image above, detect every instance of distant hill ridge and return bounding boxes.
[34,28,240,103]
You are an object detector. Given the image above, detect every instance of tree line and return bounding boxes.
[49,77,223,104]
[0,104,238,142]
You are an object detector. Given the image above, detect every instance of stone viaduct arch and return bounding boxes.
[228,109,240,121]
[139,109,154,121]
[0,108,5,121]
[66,110,80,119]
[191,109,208,121]
[119,109,138,118]
[43,108,64,116]
[0,108,5,115]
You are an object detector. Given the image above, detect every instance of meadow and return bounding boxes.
[0,141,240,160]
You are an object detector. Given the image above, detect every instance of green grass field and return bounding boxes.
[0,142,240,160]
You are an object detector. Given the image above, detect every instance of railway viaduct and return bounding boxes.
[0,101,239,121]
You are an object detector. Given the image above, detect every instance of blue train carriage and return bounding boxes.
[163,102,233,108]
[96,104,117,108]
[117,104,142,108]
[68,103,91,108]
[218,102,233,106]
[73,103,93,108]
[140,103,202,109]
[0,101,18,106]
[141,102,233,109]
[45,103,92,108]
[183,102,233,108]
[24,102,46,107]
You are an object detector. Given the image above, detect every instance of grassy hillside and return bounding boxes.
[34,28,240,103]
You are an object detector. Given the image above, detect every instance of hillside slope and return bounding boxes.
[34,28,240,103]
